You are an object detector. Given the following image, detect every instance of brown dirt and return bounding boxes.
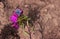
[0,0,60,39]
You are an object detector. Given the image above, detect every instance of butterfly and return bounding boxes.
[14,8,23,16]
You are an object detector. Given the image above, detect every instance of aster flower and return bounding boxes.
[12,23,19,30]
[9,8,23,23]
[9,14,19,29]
[9,8,23,29]
[10,15,18,23]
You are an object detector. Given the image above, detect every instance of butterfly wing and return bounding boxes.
[15,8,23,16]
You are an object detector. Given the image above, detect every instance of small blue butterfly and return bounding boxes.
[15,8,22,16]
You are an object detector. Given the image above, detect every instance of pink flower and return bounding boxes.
[9,8,23,29]
[12,23,19,29]
[10,15,17,23]
[9,12,18,23]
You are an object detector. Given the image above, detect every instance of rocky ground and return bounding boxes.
[0,0,60,39]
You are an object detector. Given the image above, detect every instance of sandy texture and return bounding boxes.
[0,0,60,39]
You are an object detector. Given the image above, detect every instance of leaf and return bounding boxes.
[27,18,31,20]
[21,23,25,29]
[23,31,29,36]
[18,15,32,31]
[31,26,34,31]
[19,22,25,29]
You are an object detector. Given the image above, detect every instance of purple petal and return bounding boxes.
[12,23,19,29]
[10,15,18,23]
